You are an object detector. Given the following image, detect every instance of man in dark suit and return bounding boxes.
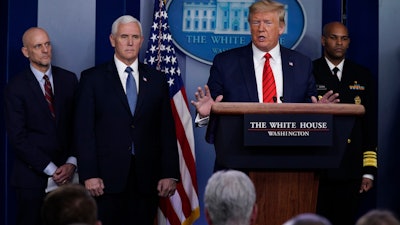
[313,22,378,225]
[191,0,338,168]
[4,27,78,225]
[73,15,180,225]
[191,0,338,121]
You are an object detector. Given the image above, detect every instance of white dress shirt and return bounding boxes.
[252,43,283,103]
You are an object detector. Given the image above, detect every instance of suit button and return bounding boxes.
[131,124,135,128]
[347,139,351,144]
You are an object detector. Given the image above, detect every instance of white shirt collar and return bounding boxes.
[114,55,139,93]
[252,43,283,103]
[252,43,281,64]
[324,57,344,72]
[31,64,52,81]
[114,55,139,75]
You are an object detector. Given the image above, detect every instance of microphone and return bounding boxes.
[280,96,285,103]
[272,96,277,103]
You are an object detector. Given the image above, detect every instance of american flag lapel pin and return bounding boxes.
[143,77,147,82]
[289,61,294,66]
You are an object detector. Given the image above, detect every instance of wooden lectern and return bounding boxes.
[209,103,364,225]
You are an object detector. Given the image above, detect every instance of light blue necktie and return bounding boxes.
[125,67,137,155]
[125,67,137,116]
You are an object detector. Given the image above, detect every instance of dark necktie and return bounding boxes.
[43,75,55,118]
[262,53,277,103]
[125,67,137,116]
[332,67,340,80]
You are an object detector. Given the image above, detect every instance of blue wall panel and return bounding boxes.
[0,0,8,223]
[346,0,379,78]
[322,0,342,25]
[378,0,400,218]
[2,1,39,224]
[95,0,141,65]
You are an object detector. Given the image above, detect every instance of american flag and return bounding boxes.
[144,0,200,225]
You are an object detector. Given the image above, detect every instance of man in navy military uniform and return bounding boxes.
[313,21,378,225]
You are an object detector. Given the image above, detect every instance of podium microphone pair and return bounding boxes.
[272,96,285,103]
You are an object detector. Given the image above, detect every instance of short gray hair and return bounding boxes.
[356,209,400,225]
[111,15,143,36]
[283,213,332,225]
[204,170,256,225]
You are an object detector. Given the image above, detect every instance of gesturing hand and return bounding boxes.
[190,85,223,118]
[311,90,340,104]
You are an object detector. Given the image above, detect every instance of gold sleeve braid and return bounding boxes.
[363,150,377,168]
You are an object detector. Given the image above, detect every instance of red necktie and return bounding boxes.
[262,53,277,103]
[43,75,55,118]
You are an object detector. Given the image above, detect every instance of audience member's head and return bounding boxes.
[356,209,400,225]
[204,170,257,225]
[42,184,101,225]
[282,213,331,225]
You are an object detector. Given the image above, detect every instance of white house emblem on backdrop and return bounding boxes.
[167,0,306,65]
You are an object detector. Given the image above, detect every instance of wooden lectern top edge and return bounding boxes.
[211,102,365,116]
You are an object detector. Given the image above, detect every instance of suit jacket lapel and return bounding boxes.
[135,63,151,116]
[319,58,341,89]
[341,61,352,84]
[240,44,259,102]
[281,47,295,102]
[52,68,61,122]
[105,61,133,116]
[27,69,54,119]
